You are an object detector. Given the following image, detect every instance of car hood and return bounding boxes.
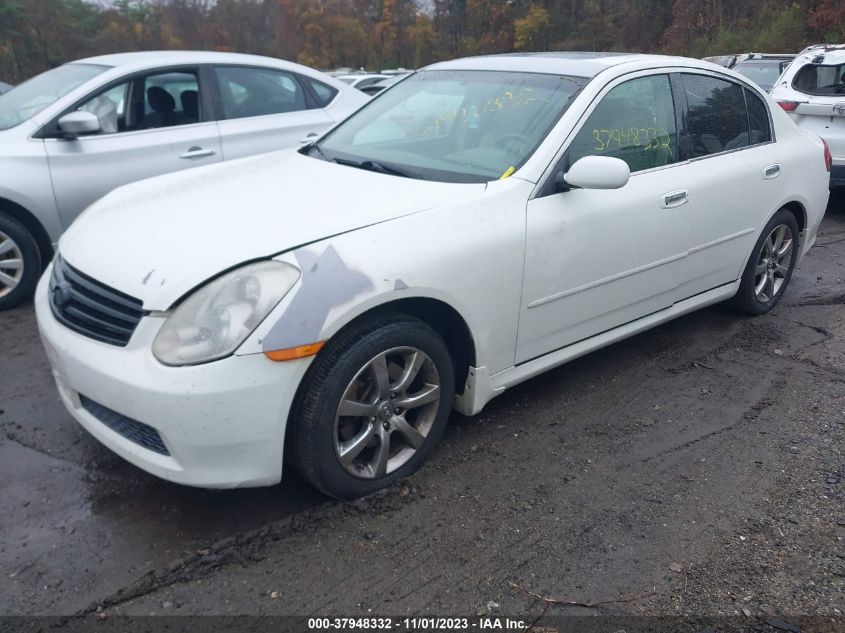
[59,149,486,310]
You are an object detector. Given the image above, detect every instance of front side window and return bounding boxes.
[792,63,845,96]
[311,70,586,183]
[566,74,678,173]
[215,67,308,119]
[682,74,749,157]
[0,63,107,131]
[73,70,200,135]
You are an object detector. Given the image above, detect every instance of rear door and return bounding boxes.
[212,65,334,160]
[44,66,222,228]
[677,73,784,298]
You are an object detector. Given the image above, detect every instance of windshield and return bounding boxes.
[733,61,786,91]
[309,69,586,183]
[792,62,845,96]
[0,63,108,131]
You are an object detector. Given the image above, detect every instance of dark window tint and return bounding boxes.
[215,66,307,119]
[567,74,677,173]
[792,63,845,96]
[745,88,772,144]
[306,78,338,107]
[682,74,748,157]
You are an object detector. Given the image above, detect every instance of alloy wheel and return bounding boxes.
[754,224,793,304]
[333,346,441,479]
[0,230,24,299]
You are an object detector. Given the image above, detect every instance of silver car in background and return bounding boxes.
[0,51,368,310]
[0,81,12,95]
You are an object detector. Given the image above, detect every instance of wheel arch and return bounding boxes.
[319,296,478,394]
[780,200,807,236]
[0,197,54,270]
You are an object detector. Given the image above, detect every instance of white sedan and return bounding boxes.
[36,53,830,498]
[0,51,367,310]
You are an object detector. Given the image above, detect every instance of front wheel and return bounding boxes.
[0,213,42,311]
[731,209,800,315]
[290,314,455,499]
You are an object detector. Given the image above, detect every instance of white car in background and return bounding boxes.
[37,53,830,498]
[335,73,390,91]
[771,44,845,188]
[0,51,367,310]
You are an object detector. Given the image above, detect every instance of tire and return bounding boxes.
[0,212,42,311]
[290,313,455,499]
[730,208,800,315]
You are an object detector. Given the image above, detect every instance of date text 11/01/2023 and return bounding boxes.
[307,617,530,630]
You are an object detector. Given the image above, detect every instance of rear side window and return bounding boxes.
[567,74,678,173]
[682,74,749,157]
[792,63,845,96]
[214,66,308,119]
[306,78,338,107]
[745,88,772,144]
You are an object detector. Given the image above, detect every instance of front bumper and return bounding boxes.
[35,268,311,488]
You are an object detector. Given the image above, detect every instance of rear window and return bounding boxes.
[732,61,785,91]
[792,63,845,96]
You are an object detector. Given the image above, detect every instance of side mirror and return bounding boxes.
[561,156,630,190]
[57,111,101,138]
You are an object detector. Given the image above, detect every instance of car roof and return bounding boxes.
[70,50,303,71]
[793,44,845,64]
[734,58,791,64]
[424,52,712,77]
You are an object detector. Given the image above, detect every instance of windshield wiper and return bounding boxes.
[334,157,412,178]
[303,141,333,163]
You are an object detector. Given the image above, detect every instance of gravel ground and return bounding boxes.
[1,194,844,631]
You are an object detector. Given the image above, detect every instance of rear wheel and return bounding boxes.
[291,314,454,499]
[0,213,41,311]
[731,209,799,315]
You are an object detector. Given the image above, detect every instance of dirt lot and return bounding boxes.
[2,195,844,630]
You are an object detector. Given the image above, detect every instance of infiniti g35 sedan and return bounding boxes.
[0,51,368,310]
[36,53,830,498]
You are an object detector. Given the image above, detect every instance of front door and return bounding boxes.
[517,73,693,363]
[45,67,222,228]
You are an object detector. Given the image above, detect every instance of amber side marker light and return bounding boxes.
[264,342,325,362]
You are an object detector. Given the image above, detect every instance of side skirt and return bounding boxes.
[453,280,740,416]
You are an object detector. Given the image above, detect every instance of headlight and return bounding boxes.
[152,261,300,366]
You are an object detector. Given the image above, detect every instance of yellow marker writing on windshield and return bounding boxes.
[500,166,516,179]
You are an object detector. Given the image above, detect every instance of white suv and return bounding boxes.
[771,44,845,188]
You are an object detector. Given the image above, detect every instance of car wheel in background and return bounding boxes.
[731,208,800,315]
[290,314,455,499]
[0,213,41,311]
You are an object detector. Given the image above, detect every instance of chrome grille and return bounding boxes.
[49,256,145,347]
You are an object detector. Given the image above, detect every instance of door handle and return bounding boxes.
[298,133,319,145]
[179,146,216,159]
[661,190,689,209]
[764,164,781,179]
